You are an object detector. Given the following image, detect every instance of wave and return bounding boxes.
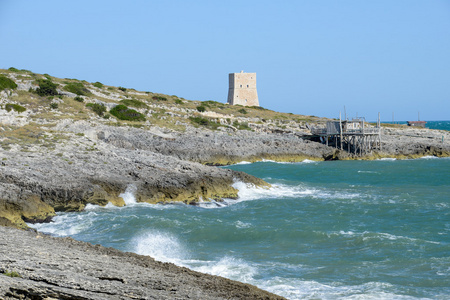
[230,161,252,165]
[131,230,188,264]
[119,184,137,205]
[28,212,96,236]
[331,230,440,245]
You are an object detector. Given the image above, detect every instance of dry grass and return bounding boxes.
[1,68,330,133]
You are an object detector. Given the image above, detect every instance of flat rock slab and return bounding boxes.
[0,226,284,300]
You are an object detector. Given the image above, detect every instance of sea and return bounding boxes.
[30,121,450,300]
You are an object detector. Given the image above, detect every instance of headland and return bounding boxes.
[1,68,449,298]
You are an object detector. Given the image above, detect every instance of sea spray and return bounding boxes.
[131,230,188,264]
[28,158,450,299]
[119,184,137,205]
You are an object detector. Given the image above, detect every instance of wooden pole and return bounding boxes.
[339,111,343,150]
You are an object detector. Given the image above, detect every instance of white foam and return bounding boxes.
[84,202,118,211]
[235,220,252,228]
[131,231,187,264]
[230,181,316,202]
[420,155,438,159]
[193,256,257,283]
[255,278,416,300]
[28,212,94,236]
[376,158,397,161]
[233,161,252,165]
[301,159,316,163]
[119,184,137,205]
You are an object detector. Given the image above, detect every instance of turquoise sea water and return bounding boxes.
[31,156,450,299]
[382,120,450,131]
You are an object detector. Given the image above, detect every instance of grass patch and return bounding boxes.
[233,120,252,131]
[5,103,26,113]
[175,99,183,105]
[86,103,106,116]
[152,96,167,101]
[3,270,20,278]
[110,104,146,121]
[0,75,17,91]
[120,99,148,109]
[189,116,220,130]
[74,96,84,102]
[64,82,90,96]
[238,108,248,114]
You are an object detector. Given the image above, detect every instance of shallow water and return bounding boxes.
[31,156,450,299]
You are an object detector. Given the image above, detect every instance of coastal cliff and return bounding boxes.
[1,68,450,229]
[1,68,450,299]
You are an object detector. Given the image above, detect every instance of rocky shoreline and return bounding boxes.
[0,226,285,299]
[1,68,450,298]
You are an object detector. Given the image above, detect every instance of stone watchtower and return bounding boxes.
[227,71,259,106]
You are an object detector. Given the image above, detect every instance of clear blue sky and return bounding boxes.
[1,0,449,121]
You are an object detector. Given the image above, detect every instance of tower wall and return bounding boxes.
[227,72,259,106]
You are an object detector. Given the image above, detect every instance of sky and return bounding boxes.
[1,0,449,121]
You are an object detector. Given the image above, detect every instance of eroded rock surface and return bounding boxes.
[0,226,285,300]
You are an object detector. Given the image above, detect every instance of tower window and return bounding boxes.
[240,85,242,88]
[247,85,249,88]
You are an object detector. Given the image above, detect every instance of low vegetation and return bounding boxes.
[86,103,106,117]
[5,103,26,113]
[120,99,148,109]
[64,82,89,96]
[110,104,146,121]
[196,105,206,112]
[0,67,329,135]
[152,96,167,101]
[189,116,220,130]
[3,270,20,278]
[36,79,58,96]
[93,82,103,88]
[0,75,17,91]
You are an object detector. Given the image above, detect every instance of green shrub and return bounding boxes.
[0,75,17,91]
[175,99,183,105]
[152,96,167,101]
[86,103,106,116]
[233,120,252,131]
[36,79,58,96]
[189,116,219,130]
[74,96,84,102]
[50,103,58,109]
[118,86,127,92]
[110,104,146,121]
[120,99,148,108]
[238,108,248,114]
[93,82,103,88]
[196,105,206,112]
[3,270,20,278]
[5,103,26,113]
[8,67,19,72]
[64,82,89,96]
[203,100,222,106]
